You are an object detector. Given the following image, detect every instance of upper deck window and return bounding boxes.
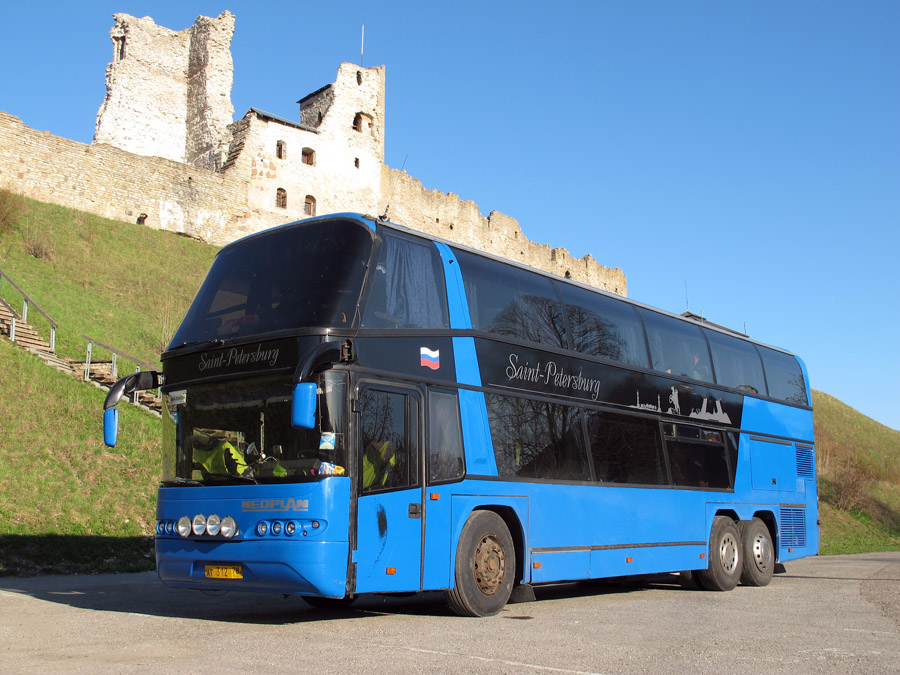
[361,231,449,329]
[640,309,714,383]
[758,346,808,405]
[558,283,648,368]
[454,248,567,348]
[169,219,373,347]
[706,329,766,395]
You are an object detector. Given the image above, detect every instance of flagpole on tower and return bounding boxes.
[361,25,365,67]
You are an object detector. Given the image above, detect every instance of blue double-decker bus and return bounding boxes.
[104,213,817,616]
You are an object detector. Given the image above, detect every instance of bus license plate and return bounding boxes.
[205,564,243,579]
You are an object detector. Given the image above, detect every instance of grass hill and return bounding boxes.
[0,193,897,574]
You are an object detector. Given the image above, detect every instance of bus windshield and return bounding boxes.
[162,371,348,485]
[170,218,373,347]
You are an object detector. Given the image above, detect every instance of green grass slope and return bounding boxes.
[0,338,160,574]
[813,390,900,554]
[0,194,217,365]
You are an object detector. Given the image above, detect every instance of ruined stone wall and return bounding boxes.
[0,111,252,246]
[380,167,627,294]
[185,13,236,170]
[94,12,235,169]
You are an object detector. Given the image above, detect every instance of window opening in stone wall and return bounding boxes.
[276,188,287,209]
[114,36,126,61]
[353,113,363,132]
[354,158,360,168]
[357,71,363,85]
[304,195,316,216]
[302,147,316,166]
[276,140,286,160]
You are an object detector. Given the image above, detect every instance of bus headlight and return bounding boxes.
[271,521,282,535]
[256,521,269,536]
[192,514,207,536]
[206,514,221,536]
[220,516,237,539]
[177,516,192,538]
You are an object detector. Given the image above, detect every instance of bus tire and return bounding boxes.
[696,516,741,591]
[446,510,515,617]
[740,518,774,587]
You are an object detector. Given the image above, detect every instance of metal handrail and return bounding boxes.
[82,334,156,385]
[0,295,18,342]
[0,268,58,350]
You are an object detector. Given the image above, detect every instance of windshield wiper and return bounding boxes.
[202,473,259,485]
[175,338,226,349]
[165,477,204,487]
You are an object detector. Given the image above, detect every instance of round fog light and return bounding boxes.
[256,521,269,536]
[221,516,237,538]
[285,521,296,536]
[271,521,282,535]
[206,514,221,536]
[192,514,207,536]
[156,521,166,535]
[177,516,192,538]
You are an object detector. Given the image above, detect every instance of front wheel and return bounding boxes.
[696,516,741,591]
[740,518,775,587]
[446,510,516,617]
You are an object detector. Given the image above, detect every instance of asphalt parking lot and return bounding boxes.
[1,551,898,674]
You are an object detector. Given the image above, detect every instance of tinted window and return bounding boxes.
[455,249,567,348]
[663,424,731,489]
[486,394,589,481]
[171,219,371,347]
[759,347,808,405]
[359,388,418,492]
[586,411,666,485]
[362,231,449,329]
[706,329,766,395]
[428,390,465,483]
[558,282,648,367]
[640,310,713,382]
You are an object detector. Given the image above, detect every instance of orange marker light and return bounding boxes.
[700,553,706,559]
[430,493,440,501]
[532,561,541,569]
[386,567,397,575]
[625,557,633,563]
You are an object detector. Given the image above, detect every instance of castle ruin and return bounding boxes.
[0,11,626,295]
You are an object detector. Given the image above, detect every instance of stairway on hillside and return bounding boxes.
[0,301,75,375]
[1,301,161,415]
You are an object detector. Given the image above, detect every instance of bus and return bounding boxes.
[103,212,817,616]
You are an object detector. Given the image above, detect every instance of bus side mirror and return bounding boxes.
[292,382,317,429]
[104,408,119,447]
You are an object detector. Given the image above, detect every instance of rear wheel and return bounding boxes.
[696,516,741,591]
[446,510,515,617]
[740,518,774,587]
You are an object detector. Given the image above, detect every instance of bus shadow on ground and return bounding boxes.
[0,550,690,626]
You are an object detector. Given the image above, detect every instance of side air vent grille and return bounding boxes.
[780,507,807,548]
[796,445,816,479]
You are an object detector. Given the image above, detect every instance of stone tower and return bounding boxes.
[94,11,235,170]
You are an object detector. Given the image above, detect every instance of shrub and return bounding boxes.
[0,189,25,237]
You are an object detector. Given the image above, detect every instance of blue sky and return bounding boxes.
[2,1,898,430]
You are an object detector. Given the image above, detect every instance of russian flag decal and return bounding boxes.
[420,347,440,370]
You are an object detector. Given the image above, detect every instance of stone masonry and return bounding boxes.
[1,11,626,295]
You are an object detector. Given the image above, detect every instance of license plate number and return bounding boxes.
[205,564,243,579]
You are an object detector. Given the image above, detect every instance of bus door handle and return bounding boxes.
[408,503,422,519]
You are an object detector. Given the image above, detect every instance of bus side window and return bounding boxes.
[359,388,419,492]
[427,390,465,483]
[586,411,666,485]
[485,394,590,481]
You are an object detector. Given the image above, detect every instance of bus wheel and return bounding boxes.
[446,510,515,617]
[740,518,774,587]
[697,516,741,591]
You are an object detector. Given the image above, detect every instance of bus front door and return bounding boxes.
[353,384,424,593]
